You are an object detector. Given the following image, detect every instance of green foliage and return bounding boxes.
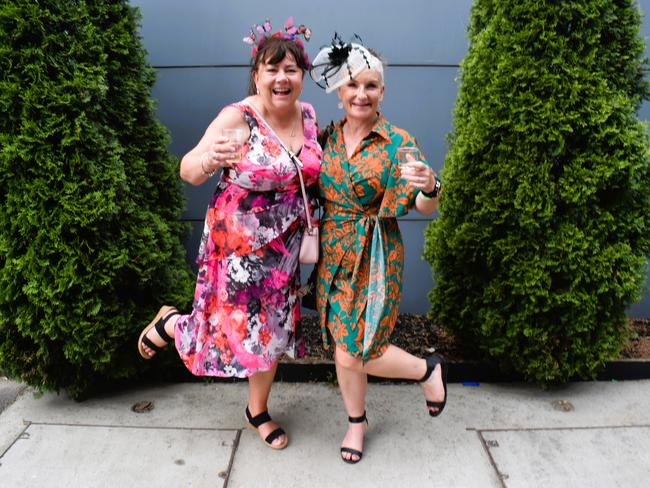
[424,0,650,384]
[0,0,194,398]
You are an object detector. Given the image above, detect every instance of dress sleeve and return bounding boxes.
[378,132,421,218]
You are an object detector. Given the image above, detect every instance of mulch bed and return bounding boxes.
[620,318,650,359]
[300,314,650,362]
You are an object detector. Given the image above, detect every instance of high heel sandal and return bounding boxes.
[245,406,289,450]
[137,306,179,359]
[340,411,367,464]
[420,355,448,417]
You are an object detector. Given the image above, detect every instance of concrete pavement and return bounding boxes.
[0,377,25,415]
[1,377,649,487]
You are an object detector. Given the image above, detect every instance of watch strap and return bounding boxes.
[421,174,442,198]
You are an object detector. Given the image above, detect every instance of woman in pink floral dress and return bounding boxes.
[137,20,320,450]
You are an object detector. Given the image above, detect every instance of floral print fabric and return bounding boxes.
[316,114,420,361]
[175,101,321,377]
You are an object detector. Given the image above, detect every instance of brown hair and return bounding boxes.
[247,36,309,96]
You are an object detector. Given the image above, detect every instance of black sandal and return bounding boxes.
[420,355,448,417]
[245,406,288,450]
[137,306,179,359]
[340,411,368,464]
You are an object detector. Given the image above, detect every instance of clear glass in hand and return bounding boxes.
[396,147,419,176]
[222,128,246,165]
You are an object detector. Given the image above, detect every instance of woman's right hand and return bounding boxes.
[199,136,243,175]
[180,106,247,185]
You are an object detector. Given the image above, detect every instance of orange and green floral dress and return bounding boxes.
[316,115,421,361]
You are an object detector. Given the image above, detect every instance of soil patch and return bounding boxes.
[300,314,650,362]
[620,318,650,359]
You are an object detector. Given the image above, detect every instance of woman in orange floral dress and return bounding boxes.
[137,19,321,451]
[311,37,448,463]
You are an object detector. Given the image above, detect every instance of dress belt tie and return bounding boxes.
[323,213,388,360]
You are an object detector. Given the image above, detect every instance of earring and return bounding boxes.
[256,86,260,95]
[337,101,343,109]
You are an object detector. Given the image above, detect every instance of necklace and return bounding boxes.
[290,103,301,138]
[251,100,301,151]
[265,105,299,138]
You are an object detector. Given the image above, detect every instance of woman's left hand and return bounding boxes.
[400,160,437,193]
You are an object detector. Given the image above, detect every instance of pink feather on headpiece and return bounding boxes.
[284,16,298,35]
[242,28,256,45]
[242,17,312,64]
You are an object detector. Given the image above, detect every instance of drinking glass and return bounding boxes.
[396,147,419,176]
[222,128,246,165]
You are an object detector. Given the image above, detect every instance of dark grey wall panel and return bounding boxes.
[183,222,203,271]
[641,1,650,59]
[135,0,472,66]
[630,1,650,316]
[400,220,434,312]
[640,102,650,124]
[152,67,250,158]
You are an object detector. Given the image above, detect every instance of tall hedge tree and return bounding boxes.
[0,0,194,398]
[424,0,650,383]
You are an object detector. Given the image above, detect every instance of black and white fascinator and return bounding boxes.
[310,33,384,93]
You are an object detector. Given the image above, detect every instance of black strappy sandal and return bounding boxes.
[245,406,289,450]
[340,411,368,464]
[420,355,448,417]
[137,306,179,359]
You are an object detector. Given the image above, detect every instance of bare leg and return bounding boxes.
[335,347,368,462]
[344,345,445,416]
[247,362,287,448]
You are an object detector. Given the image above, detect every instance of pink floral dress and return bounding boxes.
[174,101,321,377]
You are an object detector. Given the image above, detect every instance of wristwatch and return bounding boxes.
[421,174,442,199]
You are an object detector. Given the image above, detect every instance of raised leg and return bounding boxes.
[342,345,446,416]
[138,306,180,359]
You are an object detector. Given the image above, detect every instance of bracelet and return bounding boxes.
[420,174,442,199]
[200,152,216,177]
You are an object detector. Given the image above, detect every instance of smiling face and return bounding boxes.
[336,68,384,124]
[253,53,304,111]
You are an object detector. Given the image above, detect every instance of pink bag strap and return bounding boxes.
[287,150,314,233]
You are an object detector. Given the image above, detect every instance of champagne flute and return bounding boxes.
[222,128,246,165]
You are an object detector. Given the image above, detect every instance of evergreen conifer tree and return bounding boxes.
[424,0,650,383]
[0,0,193,398]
